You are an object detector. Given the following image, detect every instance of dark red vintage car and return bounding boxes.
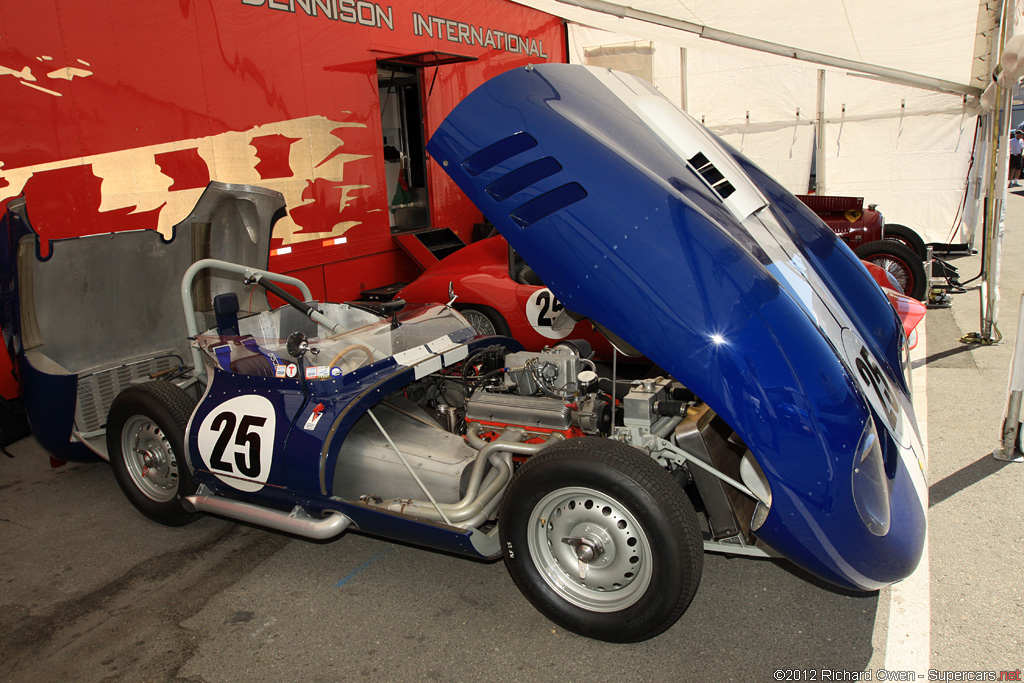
[797,194,928,300]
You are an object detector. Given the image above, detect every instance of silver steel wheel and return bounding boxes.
[121,415,179,503]
[461,308,497,336]
[527,486,653,612]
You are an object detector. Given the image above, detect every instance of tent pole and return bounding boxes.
[542,0,981,97]
[679,47,687,111]
[815,70,826,195]
[975,0,1013,345]
[963,118,989,248]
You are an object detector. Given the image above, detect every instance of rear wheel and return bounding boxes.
[457,305,510,337]
[884,223,928,260]
[855,240,927,301]
[106,381,199,526]
[498,437,703,642]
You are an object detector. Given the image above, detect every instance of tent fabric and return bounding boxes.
[547,11,989,243]
[519,0,994,90]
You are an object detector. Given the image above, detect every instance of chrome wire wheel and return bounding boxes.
[121,415,179,503]
[874,255,911,292]
[461,308,497,336]
[527,486,653,613]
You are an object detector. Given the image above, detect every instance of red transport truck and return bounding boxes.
[0,0,567,399]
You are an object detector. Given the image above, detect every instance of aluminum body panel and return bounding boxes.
[333,403,477,505]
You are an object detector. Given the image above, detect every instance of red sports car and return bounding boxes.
[398,235,621,357]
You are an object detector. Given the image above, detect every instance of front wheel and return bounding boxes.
[498,438,703,642]
[855,240,928,301]
[106,381,199,526]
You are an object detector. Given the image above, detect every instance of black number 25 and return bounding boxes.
[209,412,267,478]
[535,290,564,328]
[855,347,898,429]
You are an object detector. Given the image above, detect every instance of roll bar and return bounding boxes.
[180,258,339,378]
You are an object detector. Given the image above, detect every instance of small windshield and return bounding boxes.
[196,303,473,378]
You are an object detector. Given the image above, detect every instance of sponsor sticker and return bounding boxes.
[303,403,325,431]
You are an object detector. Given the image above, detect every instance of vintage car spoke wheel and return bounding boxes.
[107,381,199,526]
[499,437,702,643]
[855,240,927,301]
[457,305,510,337]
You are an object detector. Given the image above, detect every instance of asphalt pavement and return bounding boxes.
[2,197,1023,682]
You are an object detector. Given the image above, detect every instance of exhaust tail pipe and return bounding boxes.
[184,488,353,540]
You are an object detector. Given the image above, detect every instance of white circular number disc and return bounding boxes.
[525,288,572,340]
[197,395,277,492]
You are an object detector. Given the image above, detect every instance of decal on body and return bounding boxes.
[197,395,277,492]
[525,288,571,340]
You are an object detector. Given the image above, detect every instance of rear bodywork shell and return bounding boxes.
[0,182,284,462]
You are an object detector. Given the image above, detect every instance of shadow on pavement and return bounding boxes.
[928,451,1014,507]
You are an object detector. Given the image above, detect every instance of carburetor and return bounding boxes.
[503,346,585,398]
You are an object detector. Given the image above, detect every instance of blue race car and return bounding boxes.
[0,64,926,643]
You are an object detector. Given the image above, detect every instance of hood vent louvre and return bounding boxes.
[485,157,563,202]
[462,132,538,176]
[509,183,588,228]
[688,151,736,200]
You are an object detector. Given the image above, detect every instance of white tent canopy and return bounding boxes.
[513,0,1003,245]
[517,0,994,91]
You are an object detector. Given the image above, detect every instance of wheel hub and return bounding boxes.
[121,416,179,502]
[137,449,164,472]
[561,535,605,578]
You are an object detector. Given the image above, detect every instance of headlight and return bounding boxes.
[851,419,890,536]
[740,451,772,531]
[899,331,913,395]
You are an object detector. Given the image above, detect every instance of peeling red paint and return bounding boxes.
[289,178,358,235]
[154,148,210,191]
[315,126,355,169]
[252,134,300,180]
[21,166,164,257]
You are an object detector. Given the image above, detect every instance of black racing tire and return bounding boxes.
[106,381,199,526]
[884,223,928,261]
[456,304,511,337]
[498,437,703,643]
[855,240,928,301]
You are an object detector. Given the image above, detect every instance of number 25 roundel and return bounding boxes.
[525,288,571,340]
[197,395,277,492]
